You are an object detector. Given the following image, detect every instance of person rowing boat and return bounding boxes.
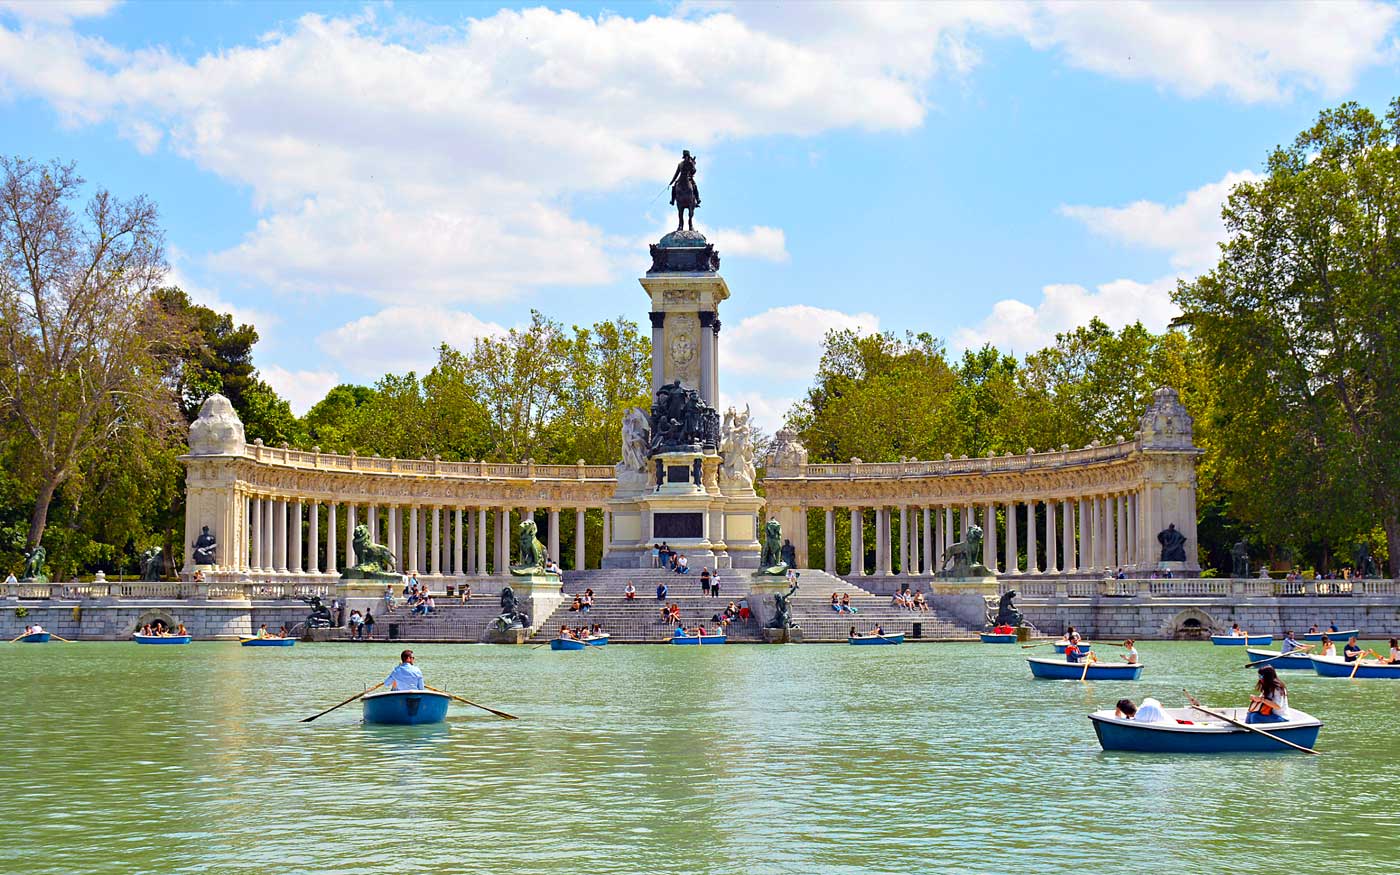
[1247,666,1289,724]
[384,649,424,691]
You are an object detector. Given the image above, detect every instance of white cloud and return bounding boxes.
[1029,1,1399,102]
[1060,170,1260,272]
[707,225,789,263]
[725,304,879,382]
[952,276,1179,354]
[0,0,117,24]
[260,364,341,416]
[165,260,280,334]
[318,305,507,379]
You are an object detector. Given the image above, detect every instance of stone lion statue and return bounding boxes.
[21,545,47,582]
[940,525,991,578]
[348,524,396,575]
[510,519,547,576]
[756,518,788,575]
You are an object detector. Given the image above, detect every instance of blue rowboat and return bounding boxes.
[134,634,191,645]
[1302,629,1358,642]
[1211,634,1272,646]
[980,632,1017,643]
[849,633,904,645]
[1089,706,1321,753]
[549,635,608,651]
[670,632,726,645]
[239,636,294,647]
[361,688,450,725]
[1245,647,1313,669]
[1027,657,1143,680]
[1053,641,1091,655]
[1310,655,1400,679]
[18,632,51,643]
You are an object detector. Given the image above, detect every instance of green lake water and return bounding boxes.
[5,640,1399,875]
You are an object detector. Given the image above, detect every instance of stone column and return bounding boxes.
[325,503,338,574]
[1026,501,1038,574]
[497,509,509,573]
[344,503,356,571]
[850,508,864,576]
[602,511,611,562]
[273,499,287,573]
[698,312,715,406]
[824,509,836,574]
[880,508,893,575]
[649,311,665,396]
[291,500,303,573]
[308,501,320,574]
[922,508,933,573]
[430,507,441,576]
[1116,494,1127,568]
[1002,502,1016,575]
[575,509,587,570]
[961,504,972,541]
[453,509,463,576]
[1046,499,1058,574]
[943,507,953,565]
[898,507,908,574]
[407,507,419,575]
[1060,499,1073,572]
[982,503,996,573]
[250,497,263,571]
[262,498,275,572]
[1078,497,1092,573]
[368,503,378,544]
[1127,493,1138,566]
[545,508,559,564]
[476,508,488,576]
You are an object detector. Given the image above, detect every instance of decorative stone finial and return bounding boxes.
[768,427,808,468]
[188,394,245,456]
[1139,386,1196,450]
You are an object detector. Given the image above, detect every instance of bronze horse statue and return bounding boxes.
[670,150,700,231]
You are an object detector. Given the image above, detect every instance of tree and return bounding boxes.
[0,157,177,550]
[1174,99,1400,573]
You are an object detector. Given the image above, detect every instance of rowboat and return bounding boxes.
[849,633,904,645]
[239,636,295,647]
[979,632,1017,643]
[670,631,726,645]
[1211,634,1272,646]
[1053,640,1091,654]
[1302,629,1358,642]
[134,634,192,645]
[361,688,450,725]
[1088,706,1322,753]
[1310,654,1400,679]
[1244,647,1313,669]
[1027,657,1143,680]
[549,635,609,651]
[17,631,51,643]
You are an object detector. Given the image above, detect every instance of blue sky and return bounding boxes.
[2,1,1398,430]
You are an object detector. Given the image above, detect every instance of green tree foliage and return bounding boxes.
[1174,99,1400,573]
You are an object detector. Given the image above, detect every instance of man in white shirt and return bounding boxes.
[384,650,424,691]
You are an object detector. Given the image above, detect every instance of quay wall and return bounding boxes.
[1,602,308,641]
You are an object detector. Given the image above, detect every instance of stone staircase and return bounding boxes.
[328,601,506,643]
[529,569,764,643]
[779,570,976,642]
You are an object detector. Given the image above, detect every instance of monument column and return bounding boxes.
[477,508,488,576]
[454,509,464,577]
[250,497,263,572]
[262,498,274,572]
[899,507,908,574]
[1026,501,1038,574]
[824,509,836,574]
[983,502,996,572]
[407,508,419,575]
[368,503,378,544]
[1078,497,1091,573]
[291,500,303,574]
[1062,499,1075,573]
[850,508,864,576]
[548,508,561,564]
[430,507,441,576]
[344,503,356,572]
[922,508,933,573]
[698,312,716,405]
[1046,499,1058,574]
[308,501,320,574]
[575,509,587,570]
[325,503,337,575]
[649,311,665,396]
[1005,501,1018,575]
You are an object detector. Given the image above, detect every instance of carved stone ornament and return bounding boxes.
[188,393,246,456]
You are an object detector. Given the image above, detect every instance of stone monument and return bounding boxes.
[340,524,398,581]
[605,151,761,568]
[192,526,217,567]
[20,545,47,584]
[180,393,246,573]
[1137,387,1203,574]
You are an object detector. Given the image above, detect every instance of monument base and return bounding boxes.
[762,627,803,644]
[484,626,530,645]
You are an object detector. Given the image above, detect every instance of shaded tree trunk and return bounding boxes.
[26,476,59,549]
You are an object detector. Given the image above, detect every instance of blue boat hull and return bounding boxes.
[1245,648,1313,669]
[849,634,904,645]
[980,633,1017,643]
[18,632,50,643]
[549,636,608,650]
[134,634,191,645]
[1028,658,1143,680]
[240,636,294,647]
[362,689,451,725]
[671,634,726,645]
[1302,630,1358,642]
[1212,635,1272,646]
[1311,656,1400,678]
[1090,712,1321,753]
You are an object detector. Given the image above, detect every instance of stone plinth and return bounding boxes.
[762,627,803,644]
[485,626,530,645]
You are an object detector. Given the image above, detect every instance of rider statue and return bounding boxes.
[669,149,700,231]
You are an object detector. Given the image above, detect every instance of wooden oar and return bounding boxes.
[1080,653,1095,682]
[425,685,517,720]
[1246,650,1311,668]
[301,683,382,722]
[1350,650,1380,679]
[1182,689,1318,755]
[8,632,28,643]
[1021,641,1058,649]
[49,633,73,643]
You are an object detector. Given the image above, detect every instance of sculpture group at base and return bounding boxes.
[986,590,1026,630]
[192,526,217,566]
[493,585,532,631]
[20,545,47,583]
[139,547,165,582]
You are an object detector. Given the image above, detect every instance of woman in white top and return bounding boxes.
[1246,666,1289,724]
[1319,634,1336,658]
[1121,639,1139,664]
